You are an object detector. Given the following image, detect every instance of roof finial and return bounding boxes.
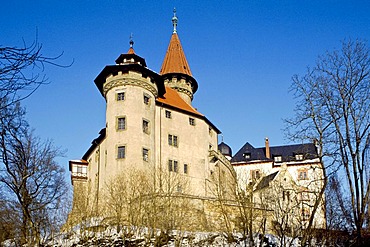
[172,8,178,34]
[129,33,134,48]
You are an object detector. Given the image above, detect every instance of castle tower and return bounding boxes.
[93,38,165,183]
[160,8,198,105]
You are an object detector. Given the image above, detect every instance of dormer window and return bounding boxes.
[243,153,251,159]
[295,154,304,161]
[274,155,282,162]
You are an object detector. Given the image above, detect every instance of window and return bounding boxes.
[168,159,178,172]
[283,190,290,201]
[117,146,126,159]
[295,154,304,160]
[72,164,87,177]
[184,164,188,174]
[174,160,178,172]
[189,117,195,126]
[142,148,149,161]
[117,117,126,130]
[143,94,150,105]
[143,119,149,134]
[274,155,282,162]
[250,169,261,180]
[117,92,125,101]
[168,160,173,172]
[298,169,308,180]
[243,152,251,159]
[168,134,178,147]
[165,110,172,119]
[299,191,310,201]
[301,208,310,221]
[177,185,182,193]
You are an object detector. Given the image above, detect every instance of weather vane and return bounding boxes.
[129,33,134,48]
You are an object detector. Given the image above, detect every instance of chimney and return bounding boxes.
[265,137,270,159]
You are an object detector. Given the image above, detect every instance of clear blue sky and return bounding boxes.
[2,1,370,176]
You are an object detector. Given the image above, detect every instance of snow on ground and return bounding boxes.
[40,227,297,247]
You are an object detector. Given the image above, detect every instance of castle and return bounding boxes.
[68,10,326,234]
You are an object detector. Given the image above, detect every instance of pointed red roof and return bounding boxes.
[160,33,192,76]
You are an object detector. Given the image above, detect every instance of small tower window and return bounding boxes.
[142,148,149,162]
[184,164,188,174]
[117,117,126,130]
[117,92,125,101]
[143,94,150,105]
[165,110,172,119]
[117,146,126,159]
[143,119,149,134]
[189,117,195,126]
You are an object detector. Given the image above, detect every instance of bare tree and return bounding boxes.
[0,35,69,108]
[286,39,370,244]
[0,99,67,245]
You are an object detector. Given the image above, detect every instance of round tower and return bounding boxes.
[94,39,164,178]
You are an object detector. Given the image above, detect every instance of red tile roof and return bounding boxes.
[160,33,192,76]
[156,87,202,116]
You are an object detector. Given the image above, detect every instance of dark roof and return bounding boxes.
[231,142,318,163]
[82,128,106,161]
[255,171,279,191]
[231,142,269,163]
[94,63,165,99]
[218,142,232,157]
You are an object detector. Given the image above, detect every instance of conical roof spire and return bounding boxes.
[160,9,192,76]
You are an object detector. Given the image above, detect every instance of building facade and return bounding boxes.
[229,138,326,230]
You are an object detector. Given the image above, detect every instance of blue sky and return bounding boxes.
[2,1,370,175]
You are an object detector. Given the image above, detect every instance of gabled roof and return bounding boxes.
[231,142,318,163]
[160,33,192,77]
[255,171,279,191]
[231,142,269,163]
